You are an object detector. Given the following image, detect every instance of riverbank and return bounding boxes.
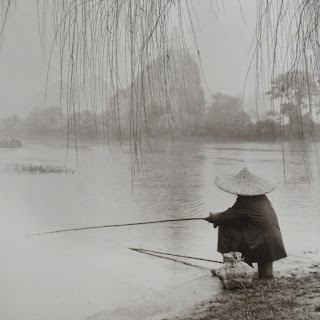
[167,272,320,320]
[165,254,320,320]
[85,253,320,320]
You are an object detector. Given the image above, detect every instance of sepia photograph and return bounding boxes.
[0,1,320,319]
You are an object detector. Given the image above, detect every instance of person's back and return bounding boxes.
[238,195,286,263]
[206,168,287,278]
[241,195,279,229]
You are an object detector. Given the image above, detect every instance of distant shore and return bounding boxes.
[13,135,320,148]
[0,138,22,148]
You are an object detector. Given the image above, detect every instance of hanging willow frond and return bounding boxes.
[0,0,14,49]
[255,0,320,179]
[33,0,209,171]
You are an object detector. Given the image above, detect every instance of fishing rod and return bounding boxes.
[27,217,205,237]
[129,248,208,269]
[130,247,223,264]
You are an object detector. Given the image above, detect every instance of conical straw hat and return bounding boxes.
[215,167,276,196]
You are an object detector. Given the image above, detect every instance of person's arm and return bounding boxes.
[205,212,221,228]
[205,202,249,227]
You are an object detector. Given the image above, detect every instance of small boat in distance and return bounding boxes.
[0,138,23,148]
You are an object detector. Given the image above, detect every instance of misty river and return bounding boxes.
[0,140,319,320]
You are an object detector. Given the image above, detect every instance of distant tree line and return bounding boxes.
[1,69,319,142]
[0,106,106,140]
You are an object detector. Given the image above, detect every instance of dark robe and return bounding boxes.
[211,195,287,263]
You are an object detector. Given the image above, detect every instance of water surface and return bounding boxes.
[0,141,319,319]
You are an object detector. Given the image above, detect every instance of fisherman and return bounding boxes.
[205,167,287,278]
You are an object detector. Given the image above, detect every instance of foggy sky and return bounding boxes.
[0,1,257,118]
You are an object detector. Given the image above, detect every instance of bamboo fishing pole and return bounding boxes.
[130,248,223,264]
[28,217,206,237]
[129,248,207,269]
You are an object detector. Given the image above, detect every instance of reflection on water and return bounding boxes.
[0,141,319,320]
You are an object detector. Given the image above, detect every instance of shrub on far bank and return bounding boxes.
[14,163,76,175]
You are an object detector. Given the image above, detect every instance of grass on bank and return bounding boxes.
[14,163,76,175]
[168,272,320,320]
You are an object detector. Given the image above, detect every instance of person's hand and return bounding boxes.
[205,213,215,223]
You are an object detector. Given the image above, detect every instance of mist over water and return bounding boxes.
[0,141,319,320]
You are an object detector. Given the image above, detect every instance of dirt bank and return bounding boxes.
[165,257,320,320]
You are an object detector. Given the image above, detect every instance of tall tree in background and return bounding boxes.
[255,1,320,117]
[110,47,205,139]
[0,114,21,137]
[137,48,206,136]
[267,71,318,139]
[206,93,251,139]
[24,106,62,135]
